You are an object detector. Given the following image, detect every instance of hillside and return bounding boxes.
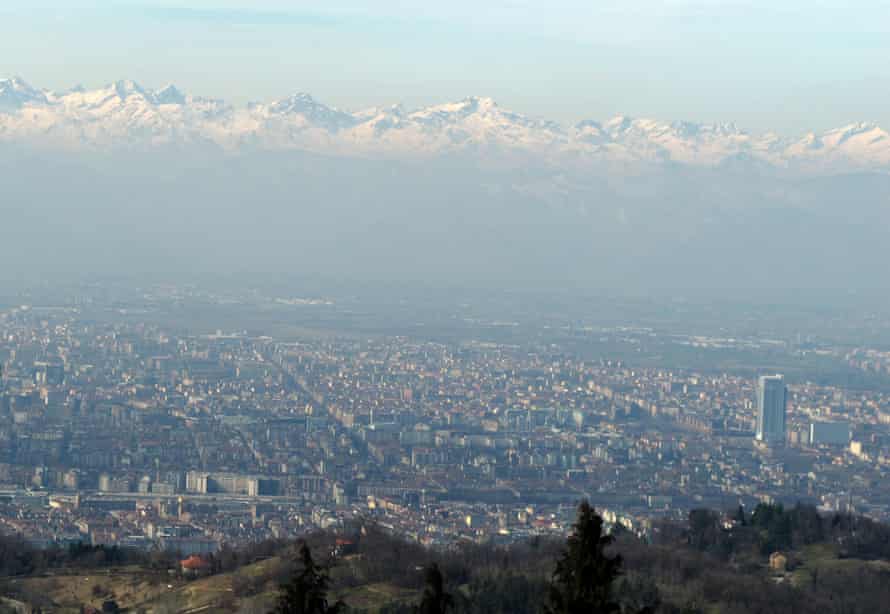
[3,503,890,613]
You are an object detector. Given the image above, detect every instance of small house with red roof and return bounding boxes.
[180,554,212,578]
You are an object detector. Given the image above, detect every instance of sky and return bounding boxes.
[2,1,890,134]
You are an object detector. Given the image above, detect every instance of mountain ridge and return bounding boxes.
[1,76,888,173]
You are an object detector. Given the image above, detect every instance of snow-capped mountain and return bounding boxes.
[0,76,887,173]
[0,76,48,110]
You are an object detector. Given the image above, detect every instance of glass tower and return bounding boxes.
[756,374,787,443]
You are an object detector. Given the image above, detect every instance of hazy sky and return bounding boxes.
[2,1,889,133]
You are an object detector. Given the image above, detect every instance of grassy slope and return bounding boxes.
[790,543,890,588]
[12,555,418,613]
[13,567,183,613]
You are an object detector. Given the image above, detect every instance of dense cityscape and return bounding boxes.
[2,282,890,560]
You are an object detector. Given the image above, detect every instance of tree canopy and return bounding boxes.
[545,500,622,614]
[274,542,342,614]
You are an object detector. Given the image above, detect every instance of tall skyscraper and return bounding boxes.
[756,374,787,443]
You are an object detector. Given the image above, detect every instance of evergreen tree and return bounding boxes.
[545,501,622,614]
[417,563,453,614]
[274,542,342,614]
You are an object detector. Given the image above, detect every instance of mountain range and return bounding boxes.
[1,76,888,174]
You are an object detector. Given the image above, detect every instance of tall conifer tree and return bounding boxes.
[545,501,622,614]
[274,542,342,614]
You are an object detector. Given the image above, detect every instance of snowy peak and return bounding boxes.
[0,76,48,111]
[573,120,608,144]
[427,96,498,115]
[62,80,193,109]
[781,122,890,167]
[155,84,186,105]
[266,92,323,113]
[264,93,356,131]
[0,76,38,94]
[112,79,149,100]
[0,75,887,173]
[407,96,549,132]
[821,122,887,148]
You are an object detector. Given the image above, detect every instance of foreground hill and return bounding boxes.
[4,503,890,613]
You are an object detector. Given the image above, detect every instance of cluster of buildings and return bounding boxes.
[1,292,890,554]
